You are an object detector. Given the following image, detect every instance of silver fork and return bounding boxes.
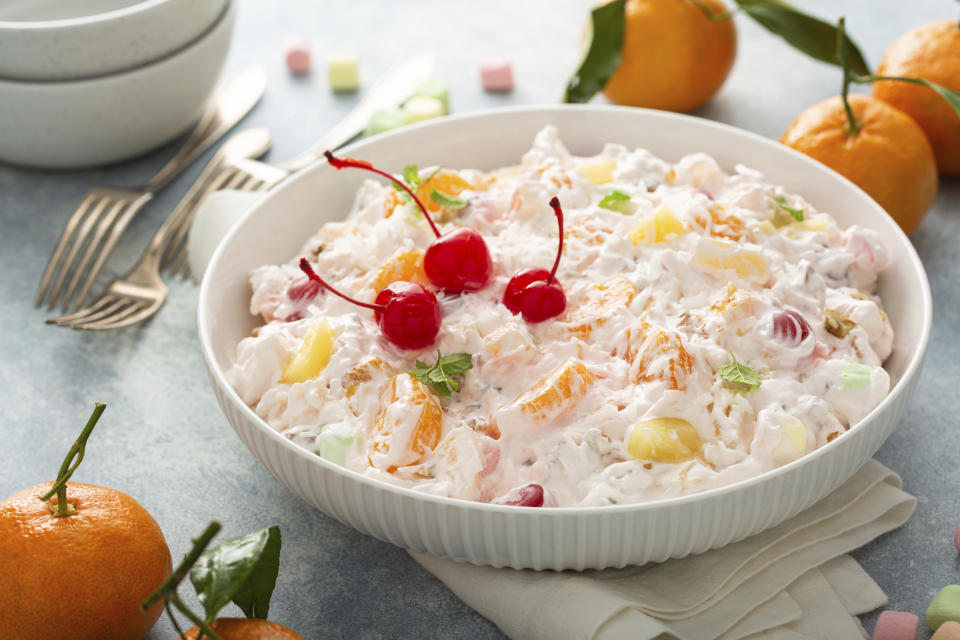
[157,52,436,279]
[47,129,273,331]
[35,65,267,313]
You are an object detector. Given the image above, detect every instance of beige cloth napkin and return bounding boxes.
[410,461,915,640]
[187,194,915,639]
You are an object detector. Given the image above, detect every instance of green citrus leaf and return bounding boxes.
[863,74,960,122]
[734,0,870,75]
[189,525,281,620]
[562,0,627,103]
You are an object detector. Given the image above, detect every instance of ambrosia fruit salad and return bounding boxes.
[227,126,894,507]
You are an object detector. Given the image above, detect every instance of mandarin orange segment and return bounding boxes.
[623,323,695,390]
[386,169,475,216]
[343,356,392,398]
[370,250,428,291]
[509,358,597,422]
[627,417,702,463]
[370,373,442,472]
[566,276,637,339]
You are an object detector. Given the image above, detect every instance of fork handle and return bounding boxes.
[141,66,267,194]
[148,128,272,258]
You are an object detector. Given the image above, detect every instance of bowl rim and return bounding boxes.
[0,0,209,30]
[0,0,232,87]
[198,103,932,516]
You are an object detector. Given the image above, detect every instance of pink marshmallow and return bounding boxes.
[955,522,960,553]
[873,611,920,640]
[284,37,311,75]
[480,59,513,92]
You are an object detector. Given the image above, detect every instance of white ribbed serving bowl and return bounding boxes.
[198,105,931,570]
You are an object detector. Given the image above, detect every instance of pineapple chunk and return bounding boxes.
[772,422,808,465]
[693,237,767,278]
[576,159,617,185]
[627,417,702,463]
[281,319,335,383]
[630,205,686,246]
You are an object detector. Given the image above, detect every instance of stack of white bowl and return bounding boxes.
[0,0,235,168]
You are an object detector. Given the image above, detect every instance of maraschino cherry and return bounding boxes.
[299,258,440,350]
[503,196,567,323]
[324,151,492,293]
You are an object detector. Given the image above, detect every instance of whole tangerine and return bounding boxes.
[601,0,737,112]
[873,20,960,175]
[781,93,938,235]
[0,481,172,640]
[180,618,306,640]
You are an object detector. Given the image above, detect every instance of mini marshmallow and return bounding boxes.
[403,96,444,124]
[928,585,960,631]
[480,58,513,92]
[415,78,449,113]
[873,611,920,640]
[327,54,359,92]
[933,622,960,640]
[284,36,311,75]
[365,108,406,137]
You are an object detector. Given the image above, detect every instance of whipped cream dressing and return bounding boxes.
[227,126,893,507]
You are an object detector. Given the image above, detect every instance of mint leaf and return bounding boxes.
[430,189,468,210]
[774,196,805,222]
[410,351,474,396]
[562,0,626,103]
[598,190,632,213]
[734,0,870,75]
[402,164,421,188]
[717,353,762,392]
[189,525,281,620]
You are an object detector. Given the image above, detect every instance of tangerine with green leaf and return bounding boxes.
[873,19,960,175]
[144,521,303,640]
[0,403,173,640]
[601,0,737,112]
[781,17,951,235]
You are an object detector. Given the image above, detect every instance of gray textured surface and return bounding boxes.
[1,1,957,638]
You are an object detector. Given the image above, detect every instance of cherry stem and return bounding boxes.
[836,17,861,136]
[324,150,442,238]
[39,402,106,517]
[547,197,564,284]
[141,520,224,640]
[299,258,383,312]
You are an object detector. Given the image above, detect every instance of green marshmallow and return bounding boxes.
[315,430,356,467]
[840,362,872,390]
[403,96,445,124]
[365,108,406,137]
[927,585,960,631]
[414,77,449,113]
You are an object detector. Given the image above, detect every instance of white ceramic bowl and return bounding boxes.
[198,106,931,570]
[0,0,234,169]
[0,0,227,81]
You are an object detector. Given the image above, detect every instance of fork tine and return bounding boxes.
[86,303,162,331]
[45,295,117,326]
[39,195,114,310]
[65,297,132,326]
[75,301,149,330]
[68,193,153,311]
[58,198,130,311]
[160,167,238,272]
[35,193,102,307]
